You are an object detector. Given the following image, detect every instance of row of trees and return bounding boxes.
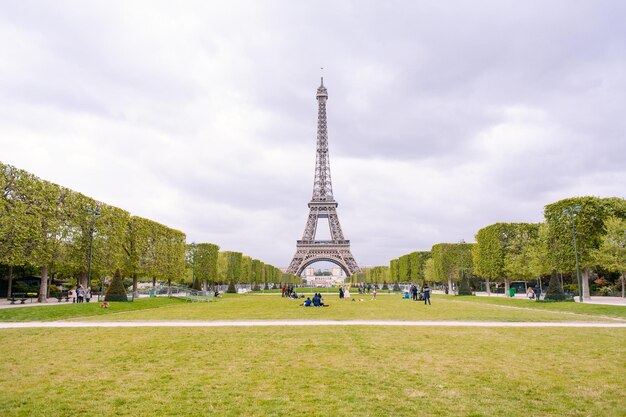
[186,244,298,292]
[0,162,290,301]
[384,196,626,299]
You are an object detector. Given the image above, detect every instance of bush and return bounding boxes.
[105,269,128,302]
[457,279,473,296]
[596,286,618,296]
[544,270,567,301]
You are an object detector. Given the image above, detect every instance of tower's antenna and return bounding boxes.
[320,67,324,86]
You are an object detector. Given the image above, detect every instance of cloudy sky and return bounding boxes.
[1,1,625,269]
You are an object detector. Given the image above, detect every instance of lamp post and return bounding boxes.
[86,208,101,291]
[563,206,582,302]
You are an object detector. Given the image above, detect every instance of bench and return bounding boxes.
[9,294,28,304]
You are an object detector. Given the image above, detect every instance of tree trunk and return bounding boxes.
[38,266,48,303]
[447,278,453,295]
[80,271,87,288]
[132,274,138,297]
[152,276,156,287]
[621,272,625,298]
[485,279,491,296]
[581,267,591,300]
[47,274,52,298]
[6,265,13,299]
[504,277,510,296]
[167,278,172,296]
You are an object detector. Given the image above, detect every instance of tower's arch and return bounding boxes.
[297,256,351,278]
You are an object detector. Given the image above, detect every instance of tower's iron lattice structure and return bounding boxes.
[286,79,361,277]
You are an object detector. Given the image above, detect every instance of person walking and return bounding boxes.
[371,286,377,301]
[69,287,77,303]
[339,286,344,300]
[344,286,351,300]
[423,284,431,305]
[85,287,92,303]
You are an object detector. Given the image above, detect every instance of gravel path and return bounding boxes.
[1,320,625,329]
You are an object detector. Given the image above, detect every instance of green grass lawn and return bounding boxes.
[73,294,623,322]
[0,297,182,322]
[452,295,626,319]
[0,294,624,322]
[0,326,623,416]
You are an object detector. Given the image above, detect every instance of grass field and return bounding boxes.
[0,293,623,323]
[1,294,624,416]
[0,326,624,416]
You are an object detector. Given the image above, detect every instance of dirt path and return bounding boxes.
[1,320,625,329]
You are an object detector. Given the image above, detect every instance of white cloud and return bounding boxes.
[1,1,625,269]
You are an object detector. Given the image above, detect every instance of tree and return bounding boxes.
[105,268,128,302]
[26,178,69,302]
[221,251,242,292]
[0,164,34,298]
[122,216,152,296]
[504,223,540,282]
[474,223,531,295]
[544,196,626,299]
[592,216,626,298]
[389,259,400,291]
[431,243,472,293]
[544,269,566,301]
[251,259,262,290]
[241,256,252,287]
[398,254,411,283]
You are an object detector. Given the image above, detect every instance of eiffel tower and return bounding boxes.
[286,78,361,277]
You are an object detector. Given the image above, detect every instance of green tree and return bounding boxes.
[544,197,626,299]
[122,216,152,296]
[504,223,540,282]
[592,216,626,298]
[474,223,531,295]
[398,254,411,283]
[105,268,128,302]
[0,164,35,298]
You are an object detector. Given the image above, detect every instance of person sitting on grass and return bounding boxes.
[304,297,312,307]
[312,293,321,307]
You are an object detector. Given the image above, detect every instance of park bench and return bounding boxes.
[9,293,28,304]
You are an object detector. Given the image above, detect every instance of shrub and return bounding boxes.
[457,279,473,296]
[105,269,128,302]
[544,270,567,301]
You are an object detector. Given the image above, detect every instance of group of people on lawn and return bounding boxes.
[68,285,92,303]
[409,283,432,305]
[303,293,326,307]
